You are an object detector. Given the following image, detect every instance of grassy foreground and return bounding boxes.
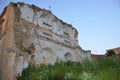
[17,56,120,80]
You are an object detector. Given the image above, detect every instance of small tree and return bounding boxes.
[107,50,115,56]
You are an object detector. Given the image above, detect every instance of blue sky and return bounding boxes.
[0,0,120,54]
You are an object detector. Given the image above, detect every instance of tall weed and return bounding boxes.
[17,56,120,80]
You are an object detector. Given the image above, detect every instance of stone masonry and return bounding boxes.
[0,2,91,80]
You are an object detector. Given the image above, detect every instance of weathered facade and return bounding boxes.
[0,2,90,80]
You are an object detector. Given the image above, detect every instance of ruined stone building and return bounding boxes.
[106,47,120,56]
[0,2,91,80]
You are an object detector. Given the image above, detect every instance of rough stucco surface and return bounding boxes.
[0,2,91,80]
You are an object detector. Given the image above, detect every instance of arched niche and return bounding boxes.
[56,49,64,62]
[64,52,73,61]
[39,47,56,64]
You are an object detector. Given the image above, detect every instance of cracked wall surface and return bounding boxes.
[0,2,91,80]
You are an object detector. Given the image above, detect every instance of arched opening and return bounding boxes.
[39,47,56,64]
[64,52,73,61]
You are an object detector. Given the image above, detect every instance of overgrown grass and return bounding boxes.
[17,56,120,80]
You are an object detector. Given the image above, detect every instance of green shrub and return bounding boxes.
[95,68,120,80]
[81,59,97,73]
[80,71,95,80]
[107,50,115,56]
[17,57,120,80]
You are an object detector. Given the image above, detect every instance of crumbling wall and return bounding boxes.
[0,3,16,80]
[0,2,90,80]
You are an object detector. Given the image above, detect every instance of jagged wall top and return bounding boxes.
[8,2,78,32]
